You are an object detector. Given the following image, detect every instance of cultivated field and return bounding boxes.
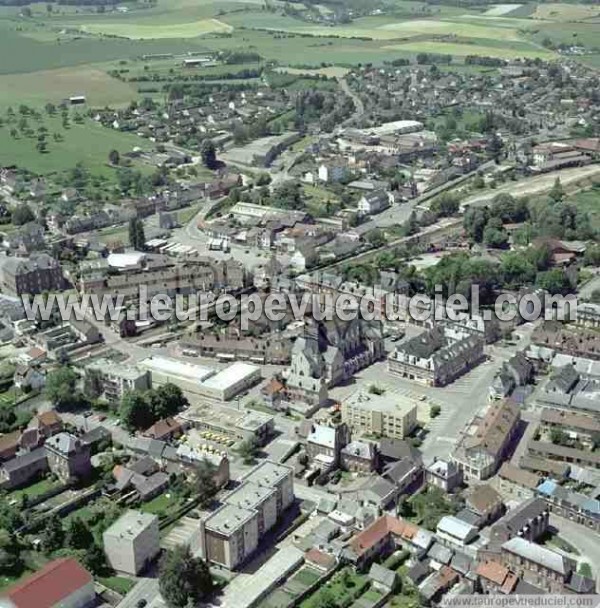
[79,17,233,39]
[385,40,555,60]
[483,4,523,17]
[0,66,137,108]
[532,3,600,21]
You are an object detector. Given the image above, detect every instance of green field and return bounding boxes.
[0,66,137,108]
[0,113,151,176]
[386,39,555,59]
[80,17,233,39]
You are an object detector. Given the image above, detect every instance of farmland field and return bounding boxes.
[0,66,137,108]
[0,114,151,176]
[79,17,233,39]
[385,40,555,59]
[532,3,600,21]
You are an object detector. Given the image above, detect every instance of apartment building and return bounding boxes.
[342,390,418,440]
[103,510,160,575]
[85,359,151,403]
[198,461,294,570]
[451,400,520,481]
[500,537,575,592]
[0,253,63,296]
[388,324,485,387]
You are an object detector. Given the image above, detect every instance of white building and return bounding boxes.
[198,461,294,570]
[342,390,417,439]
[436,515,478,547]
[139,355,215,396]
[357,189,391,216]
[85,359,150,403]
[198,361,261,401]
[103,510,160,575]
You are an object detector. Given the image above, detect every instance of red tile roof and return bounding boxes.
[476,560,510,586]
[3,558,93,608]
[349,515,411,556]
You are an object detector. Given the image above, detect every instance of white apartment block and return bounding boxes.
[103,510,160,575]
[342,390,417,440]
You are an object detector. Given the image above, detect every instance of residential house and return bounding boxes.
[143,417,183,441]
[341,440,377,473]
[489,497,550,544]
[44,432,92,482]
[425,459,463,493]
[358,189,390,216]
[465,484,504,526]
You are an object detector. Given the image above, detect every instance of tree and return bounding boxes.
[40,513,65,553]
[108,149,120,166]
[536,269,571,295]
[463,207,489,243]
[549,177,564,203]
[66,518,94,551]
[119,391,154,431]
[483,217,508,249]
[152,383,188,420]
[46,366,78,410]
[238,437,260,465]
[82,541,107,575]
[194,458,217,507]
[11,204,35,226]
[550,427,568,446]
[365,228,385,248]
[83,368,103,400]
[430,192,459,218]
[128,217,145,250]
[430,404,441,418]
[314,588,338,608]
[159,546,213,608]
[0,529,22,576]
[200,139,217,170]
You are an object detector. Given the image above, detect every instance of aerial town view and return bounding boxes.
[0,0,599,606]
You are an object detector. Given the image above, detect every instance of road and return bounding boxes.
[116,578,163,608]
[339,77,365,127]
[549,514,600,590]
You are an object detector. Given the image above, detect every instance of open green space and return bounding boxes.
[6,477,62,502]
[97,575,136,595]
[0,113,151,176]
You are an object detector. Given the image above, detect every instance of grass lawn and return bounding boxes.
[290,567,321,587]
[8,477,61,502]
[301,568,368,608]
[98,575,136,595]
[0,388,21,407]
[0,113,152,176]
[569,187,600,232]
[0,570,32,593]
[140,492,181,516]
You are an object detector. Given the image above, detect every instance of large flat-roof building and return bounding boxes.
[198,362,261,401]
[342,390,417,440]
[139,355,214,396]
[103,510,160,575]
[198,461,294,570]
